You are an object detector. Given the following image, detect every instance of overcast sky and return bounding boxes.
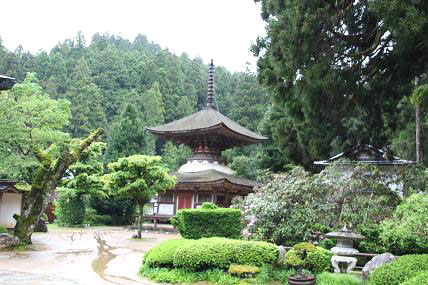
[0,0,266,72]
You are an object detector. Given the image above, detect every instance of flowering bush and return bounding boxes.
[239,163,401,246]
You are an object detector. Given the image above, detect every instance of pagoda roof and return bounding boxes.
[172,169,261,188]
[147,107,268,145]
[0,75,16,91]
[314,144,414,166]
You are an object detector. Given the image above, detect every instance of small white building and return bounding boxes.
[0,180,25,229]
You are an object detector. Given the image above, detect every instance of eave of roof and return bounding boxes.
[0,75,16,91]
[313,144,414,166]
[171,169,261,188]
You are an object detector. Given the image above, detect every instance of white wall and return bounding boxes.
[158,204,174,215]
[0,193,22,228]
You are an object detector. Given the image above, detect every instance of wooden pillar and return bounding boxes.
[172,189,177,230]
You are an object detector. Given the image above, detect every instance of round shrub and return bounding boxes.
[200,202,218,209]
[143,239,191,268]
[400,271,428,285]
[172,237,278,270]
[286,242,334,273]
[0,226,8,233]
[369,254,428,285]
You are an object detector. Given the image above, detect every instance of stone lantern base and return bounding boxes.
[331,256,357,273]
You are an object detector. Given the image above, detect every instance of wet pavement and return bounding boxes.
[0,226,178,285]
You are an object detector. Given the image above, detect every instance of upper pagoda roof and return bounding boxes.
[314,144,414,166]
[146,107,267,143]
[0,75,16,91]
[147,59,267,146]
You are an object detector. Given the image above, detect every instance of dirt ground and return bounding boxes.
[0,226,178,285]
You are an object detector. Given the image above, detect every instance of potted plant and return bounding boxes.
[287,248,316,285]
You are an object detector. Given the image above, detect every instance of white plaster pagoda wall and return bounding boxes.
[178,160,233,174]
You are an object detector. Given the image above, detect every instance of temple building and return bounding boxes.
[145,60,267,221]
[314,144,414,196]
[0,75,16,91]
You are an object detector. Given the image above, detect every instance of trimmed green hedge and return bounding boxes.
[369,254,428,285]
[144,239,191,268]
[0,226,8,233]
[171,207,241,239]
[285,242,334,274]
[400,271,428,285]
[143,237,278,271]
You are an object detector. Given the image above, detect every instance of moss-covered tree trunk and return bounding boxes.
[14,129,103,244]
[136,203,144,239]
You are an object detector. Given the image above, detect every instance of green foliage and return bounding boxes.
[0,226,8,233]
[89,195,135,225]
[253,0,428,168]
[0,73,71,182]
[200,202,218,209]
[355,224,386,254]
[285,242,333,274]
[319,239,335,251]
[171,207,241,239]
[316,273,364,285]
[104,154,175,238]
[104,155,175,204]
[369,254,428,285]
[380,194,428,255]
[144,238,191,268]
[54,195,86,226]
[105,102,149,161]
[140,264,294,285]
[84,208,113,225]
[55,142,107,226]
[400,271,428,285]
[161,142,192,171]
[172,237,278,270]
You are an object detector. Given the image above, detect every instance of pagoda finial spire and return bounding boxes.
[207,59,215,108]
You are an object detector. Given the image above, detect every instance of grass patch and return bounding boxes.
[316,272,366,285]
[140,264,295,285]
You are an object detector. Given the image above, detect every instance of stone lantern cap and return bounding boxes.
[326,225,366,240]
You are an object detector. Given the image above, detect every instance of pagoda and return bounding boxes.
[145,60,267,221]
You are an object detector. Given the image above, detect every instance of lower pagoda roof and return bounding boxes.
[171,169,261,190]
[147,107,268,147]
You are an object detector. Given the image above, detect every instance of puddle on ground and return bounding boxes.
[90,232,146,284]
[91,232,119,284]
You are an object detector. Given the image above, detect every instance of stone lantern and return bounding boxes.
[326,225,366,273]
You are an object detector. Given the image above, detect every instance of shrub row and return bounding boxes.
[400,271,428,285]
[369,254,428,285]
[285,242,334,274]
[171,206,241,239]
[143,237,278,271]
